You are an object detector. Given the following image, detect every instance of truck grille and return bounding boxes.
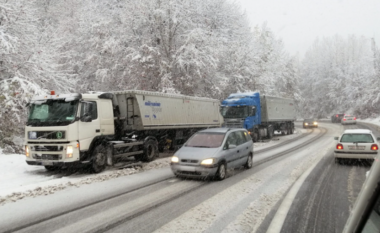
[225,122,244,128]
[32,146,64,152]
[28,131,66,140]
[32,154,62,160]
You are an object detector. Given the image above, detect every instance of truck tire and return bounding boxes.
[142,139,158,162]
[91,145,107,173]
[267,127,274,139]
[290,123,294,134]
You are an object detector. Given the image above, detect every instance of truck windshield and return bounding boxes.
[220,106,250,118]
[27,99,79,126]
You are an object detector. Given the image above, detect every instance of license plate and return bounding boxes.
[42,161,53,166]
[181,166,196,172]
[348,146,365,150]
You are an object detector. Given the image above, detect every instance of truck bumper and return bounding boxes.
[26,160,84,168]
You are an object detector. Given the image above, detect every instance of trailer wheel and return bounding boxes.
[290,123,294,134]
[267,127,274,139]
[142,139,158,162]
[91,145,107,173]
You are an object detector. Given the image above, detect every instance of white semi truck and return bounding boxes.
[24,90,223,173]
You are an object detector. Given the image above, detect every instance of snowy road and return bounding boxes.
[278,122,378,233]
[0,121,370,233]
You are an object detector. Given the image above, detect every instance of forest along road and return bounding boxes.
[0,124,331,233]
[277,122,375,233]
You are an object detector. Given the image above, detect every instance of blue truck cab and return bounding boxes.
[221,92,296,142]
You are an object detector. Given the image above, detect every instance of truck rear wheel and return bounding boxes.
[267,127,274,139]
[142,139,158,162]
[91,145,107,173]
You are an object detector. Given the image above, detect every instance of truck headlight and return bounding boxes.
[171,156,179,163]
[304,123,308,126]
[25,146,30,157]
[66,146,73,158]
[313,122,318,125]
[201,158,214,165]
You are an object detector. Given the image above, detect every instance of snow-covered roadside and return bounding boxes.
[0,155,170,205]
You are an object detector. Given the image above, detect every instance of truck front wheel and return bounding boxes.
[142,139,158,162]
[91,145,107,173]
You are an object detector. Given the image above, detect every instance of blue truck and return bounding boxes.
[220,92,296,142]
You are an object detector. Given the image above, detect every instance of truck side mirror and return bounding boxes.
[251,107,256,116]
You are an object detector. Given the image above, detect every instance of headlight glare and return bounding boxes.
[171,156,179,163]
[313,122,318,125]
[25,146,30,157]
[304,123,308,126]
[66,146,73,158]
[201,158,214,165]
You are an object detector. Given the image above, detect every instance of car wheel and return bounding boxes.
[245,154,253,169]
[91,145,107,173]
[215,163,226,180]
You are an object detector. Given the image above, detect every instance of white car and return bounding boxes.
[341,115,356,125]
[334,129,380,163]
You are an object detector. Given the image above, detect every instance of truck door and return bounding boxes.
[78,101,101,151]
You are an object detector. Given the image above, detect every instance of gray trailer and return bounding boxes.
[25,90,223,173]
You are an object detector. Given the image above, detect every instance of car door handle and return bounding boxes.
[237,150,240,153]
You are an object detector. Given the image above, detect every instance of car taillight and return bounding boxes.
[343,119,346,121]
[336,144,343,150]
[353,117,356,120]
[371,144,378,150]
[336,115,338,117]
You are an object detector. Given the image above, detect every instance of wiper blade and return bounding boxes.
[352,141,371,143]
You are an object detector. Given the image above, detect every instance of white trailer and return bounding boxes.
[24,90,223,173]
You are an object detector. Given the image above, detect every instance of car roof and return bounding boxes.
[342,129,372,134]
[199,128,245,133]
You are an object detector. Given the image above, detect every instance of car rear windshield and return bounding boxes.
[340,134,374,143]
[185,132,226,148]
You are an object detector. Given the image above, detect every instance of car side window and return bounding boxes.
[235,131,247,145]
[224,132,237,149]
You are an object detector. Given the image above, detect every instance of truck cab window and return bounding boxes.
[81,101,98,120]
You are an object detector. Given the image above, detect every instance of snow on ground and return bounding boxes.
[0,154,170,205]
[358,117,380,127]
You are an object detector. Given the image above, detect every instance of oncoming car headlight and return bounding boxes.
[201,158,214,165]
[304,123,308,126]
[313,122,318,125]
[171,156,179,163]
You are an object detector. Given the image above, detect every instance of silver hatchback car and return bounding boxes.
[170,128,254,180]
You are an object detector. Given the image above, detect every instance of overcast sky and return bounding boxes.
[237,0,380,57]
